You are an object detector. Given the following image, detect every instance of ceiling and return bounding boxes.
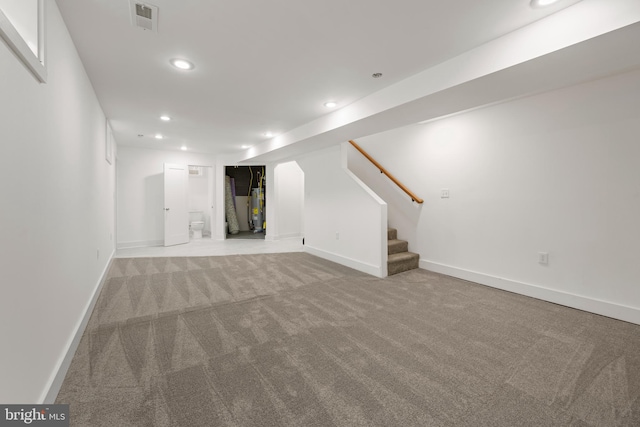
[55,0,583,156]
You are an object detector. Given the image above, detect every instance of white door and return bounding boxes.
[164,163,189,246]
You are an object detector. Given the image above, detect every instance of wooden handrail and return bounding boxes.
[349,140,424,204]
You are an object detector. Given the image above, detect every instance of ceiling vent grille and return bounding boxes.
[130,1,158,33]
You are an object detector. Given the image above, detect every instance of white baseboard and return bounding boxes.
[421,259,640,326]
[305,245,384,278]
[265,233,303,242]
[116,239,163,249]
[42,249,116,404]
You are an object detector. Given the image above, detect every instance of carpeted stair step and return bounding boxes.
[388,228,397,240]
[388,251,420,275]
[387,226,419,275]
[388,239,408,255]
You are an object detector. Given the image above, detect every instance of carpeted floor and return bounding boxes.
[56,253,640,426]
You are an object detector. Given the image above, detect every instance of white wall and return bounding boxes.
[354,68,640,324]
[117,146,216,248]
[297,145,387,277]
[0,3,116,403]
[265,161,304,240]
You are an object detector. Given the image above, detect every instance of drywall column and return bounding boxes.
[215,158,227,240]
[265,163,276,239]
[266,161,304,241]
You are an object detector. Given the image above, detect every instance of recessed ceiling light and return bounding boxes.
[160,115,171,121]
[155,134,164,139]
[180,146,187,151]
[170,58,194,70]
[264,131,274,138]
[324,101,337,108]
[530,0,560,8]
[241,145,251,149]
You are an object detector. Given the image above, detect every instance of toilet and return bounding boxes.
[189,211,205,239]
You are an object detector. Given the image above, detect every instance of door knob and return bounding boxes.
[164,208,170,211]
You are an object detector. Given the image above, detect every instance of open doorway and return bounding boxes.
[225,165,266,240]
[187,165,214,240]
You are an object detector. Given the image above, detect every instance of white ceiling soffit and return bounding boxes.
[55,0,636,157]
[130,1,158,33]
[233,0,640,164]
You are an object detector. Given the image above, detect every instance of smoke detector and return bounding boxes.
[130,1,159,32]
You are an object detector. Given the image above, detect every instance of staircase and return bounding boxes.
[387,228,419,275]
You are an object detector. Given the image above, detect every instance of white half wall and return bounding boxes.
[0,3,116,402]
[117,146,216,248]
[355,68,640,324]
[296,145,387,277]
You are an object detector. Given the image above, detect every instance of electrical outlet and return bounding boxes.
[97,249,100,260]
[538,252,549,265]
[441,189,450,198]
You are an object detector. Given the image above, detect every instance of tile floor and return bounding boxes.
[115,236,304,258]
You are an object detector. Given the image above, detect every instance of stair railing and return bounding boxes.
[349,139,424,204]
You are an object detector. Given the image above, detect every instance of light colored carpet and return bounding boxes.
[56,253,640,426]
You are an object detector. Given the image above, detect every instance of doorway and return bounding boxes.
[163,163,214,247]
[187,165,214,240]
[225,165,265,240]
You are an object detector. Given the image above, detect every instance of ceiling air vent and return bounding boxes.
[130,1,158,33]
